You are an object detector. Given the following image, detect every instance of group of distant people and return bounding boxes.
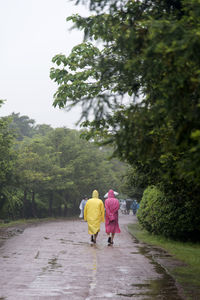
[79,189,121,245]
[120,199,139,215]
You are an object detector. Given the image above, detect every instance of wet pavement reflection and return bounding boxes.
[0,214,184,299]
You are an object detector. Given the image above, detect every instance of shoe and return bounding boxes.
[108,237,111,244]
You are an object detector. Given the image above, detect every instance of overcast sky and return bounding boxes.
[0,0,89,128]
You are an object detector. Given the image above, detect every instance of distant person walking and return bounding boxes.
[79,195,88,218]
[126,200,131,214]
[131,200,137,215]
[84,190,105,243]
[105,189,121,245]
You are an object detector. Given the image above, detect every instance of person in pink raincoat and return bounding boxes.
[105,189,121,245]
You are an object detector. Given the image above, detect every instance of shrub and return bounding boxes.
[137,186,200,241]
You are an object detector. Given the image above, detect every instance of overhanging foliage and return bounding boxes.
[51,0,200,240]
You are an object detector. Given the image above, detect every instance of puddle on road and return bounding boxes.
[48,257,62,270]
[129,266,182,299]
[59,238,89,246]
[123,243,184,299]
[59,238,73,243]
[41,256,62,274]
[117,273,182,299]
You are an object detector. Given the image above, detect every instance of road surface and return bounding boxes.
[0,214,184,299]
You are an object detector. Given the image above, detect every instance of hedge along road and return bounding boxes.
[0,214,184,300]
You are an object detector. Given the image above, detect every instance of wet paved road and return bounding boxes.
[0,214,184,300]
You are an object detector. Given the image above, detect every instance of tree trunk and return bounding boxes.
[64,204,67,217]
[64,195,68,217]
[31,191,37,218]
[23,189,27,218]
[49,192,53,217]
[72,200,76,214]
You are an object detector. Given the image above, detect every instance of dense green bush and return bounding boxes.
[137,186,200,241]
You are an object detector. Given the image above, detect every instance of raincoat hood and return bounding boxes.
[106,189,119,214]
[108,189,115,198]
[92,190,99,198]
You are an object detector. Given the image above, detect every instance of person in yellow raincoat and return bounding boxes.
[84,190,105,243]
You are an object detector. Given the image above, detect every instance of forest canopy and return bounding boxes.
[0,112,127,220]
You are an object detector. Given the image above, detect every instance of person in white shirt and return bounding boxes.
[79,196,88,218]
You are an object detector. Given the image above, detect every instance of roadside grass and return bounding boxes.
[0,216,77,229]
[128,223,200,299]
[0,218,56,228]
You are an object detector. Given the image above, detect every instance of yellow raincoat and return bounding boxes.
[84,190,105,235]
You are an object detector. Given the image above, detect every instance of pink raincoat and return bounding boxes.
[105,189,121,234]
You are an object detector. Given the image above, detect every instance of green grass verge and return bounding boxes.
[0,218,57,228]
[0,217,77,228]
[128,223,200,299]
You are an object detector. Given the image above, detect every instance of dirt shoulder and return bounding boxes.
[0,222,34,248]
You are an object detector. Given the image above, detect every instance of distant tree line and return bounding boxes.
[0,109,127,220]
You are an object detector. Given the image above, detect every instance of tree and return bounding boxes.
[50,0,200,239]
[12,124,126,218]
[15,134,75,218]
[9,113,36,140]
[45,127,126,210]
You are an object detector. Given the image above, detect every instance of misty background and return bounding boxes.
[0,0,88,128]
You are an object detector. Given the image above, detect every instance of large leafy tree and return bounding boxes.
[50,0,200,238]
[50,0,200,180]
[15,136,74,217]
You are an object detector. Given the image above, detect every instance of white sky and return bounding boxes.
[0,0,89,128]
